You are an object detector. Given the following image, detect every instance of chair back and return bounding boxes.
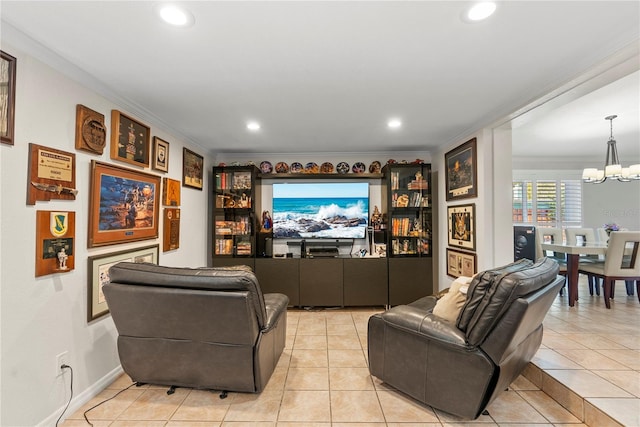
[604,231,640,277]
[566,227,599,261]
[535,227,565,260]
[565,227,597,246]
[596,228,609,244]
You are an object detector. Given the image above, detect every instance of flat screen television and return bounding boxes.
[272,182,369,239]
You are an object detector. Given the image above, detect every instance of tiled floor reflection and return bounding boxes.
[62,276,639,426]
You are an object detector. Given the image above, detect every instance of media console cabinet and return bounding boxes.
[213,256,433,307]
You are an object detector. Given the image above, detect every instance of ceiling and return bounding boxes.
[1,1,639,157]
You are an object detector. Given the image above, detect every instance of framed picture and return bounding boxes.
[162,177,181,206]
[183,147,204,190]
[447,203,476,251]
[87,244,159,322]
[1,51,17,145]
[446,248,477,278]
[110,110,151,168]
[152,136,169,172]
[445,137,477,201]
[88,160,161,247]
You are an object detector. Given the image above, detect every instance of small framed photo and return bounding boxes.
[110,110,151,168]
[88,160,161,247]
[87,244,159,322]
[445,137,477,201]
[447,203,476,251]
[1,50,17,145]
[183,147,204,190]
[152,136,169,172]
[447,248,477,278]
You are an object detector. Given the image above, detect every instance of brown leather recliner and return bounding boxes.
[368,258,563,419]
[103,262,288,393]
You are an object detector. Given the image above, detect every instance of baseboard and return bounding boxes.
[37,365,123,427]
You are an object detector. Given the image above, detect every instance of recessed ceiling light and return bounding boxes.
[387,119,402,129]
[247,121,261,132]
[466,2,497,22]
[154,3,195,27]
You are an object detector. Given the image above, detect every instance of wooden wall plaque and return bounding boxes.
[163,208,180,251]
[75,104,107,155]
[36,210,75,277]
[28,143,77,205]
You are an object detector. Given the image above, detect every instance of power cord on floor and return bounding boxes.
[55,364,73,427]
[82,381,137,426]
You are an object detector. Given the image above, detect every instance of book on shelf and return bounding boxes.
[391,171,399,190]
[236,241,252,255]
[215,239,234,255]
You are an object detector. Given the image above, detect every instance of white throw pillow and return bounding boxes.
[432,276,473,323]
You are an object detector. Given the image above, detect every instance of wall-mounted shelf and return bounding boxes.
[259,173,383,180]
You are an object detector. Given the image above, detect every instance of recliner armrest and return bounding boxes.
[263,293,289,331]
[381,305,467,347]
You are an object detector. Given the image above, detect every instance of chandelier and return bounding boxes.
[582,115,640,183]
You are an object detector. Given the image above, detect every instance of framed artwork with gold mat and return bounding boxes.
[88,161,160,247]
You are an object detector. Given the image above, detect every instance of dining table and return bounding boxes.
[539,242,608,307]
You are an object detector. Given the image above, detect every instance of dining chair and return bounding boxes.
[535,227,567,295]
[596,227,609,245]
[578,231,640,309]
[565,227,602,296]
[596,227,634,296]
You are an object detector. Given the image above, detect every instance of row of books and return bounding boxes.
[216,171,252,191]
[215,218,251,235]
[214,239,253,255]
[391,217,430,237]
[215,239,234,255]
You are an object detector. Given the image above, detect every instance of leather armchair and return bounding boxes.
[368,258,563,419]
[103,262,288,393]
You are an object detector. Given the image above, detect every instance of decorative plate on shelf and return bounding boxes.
[336,162,350,174]
[304,162,319,173]
[260,161,273,174]
[369,161,382,173]
[290,162,303,173]
[275,162,289,173]
[320,162,334,173]
[352,162,366,174]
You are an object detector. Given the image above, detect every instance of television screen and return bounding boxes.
[272,182,369,239]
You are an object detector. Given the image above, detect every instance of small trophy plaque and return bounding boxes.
[36,210,75,277]
[163,208,180,251]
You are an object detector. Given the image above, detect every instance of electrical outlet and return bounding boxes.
[56,351,69,376]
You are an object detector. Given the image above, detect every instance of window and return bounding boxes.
[512,179,582,228]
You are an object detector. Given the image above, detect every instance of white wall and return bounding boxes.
[583,179,640,231]
[0,43,211,426]
[434,130,514,292]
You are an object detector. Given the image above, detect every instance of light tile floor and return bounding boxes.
[62,277,638,427]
